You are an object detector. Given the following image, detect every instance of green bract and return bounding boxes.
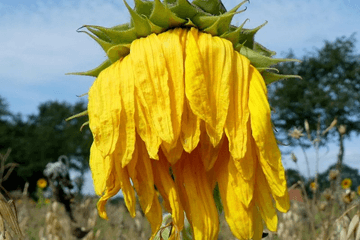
[71,0,300,84]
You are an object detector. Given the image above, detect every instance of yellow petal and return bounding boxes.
[161,139,184,165]
[147,195,163,240]
[115,160,136,218]
[273,188,290,213]
[200,125,223,171]
[132,138,155,214]
[180,101,201,153]
[248,65,287,197]
[157,28,186,147]
[225,52,250,161]
[184,28,212,126]
[131,33,174,144]
[215,140,254,239]
[134,93,161,160]
[97,165,120,220]
[90,142,110,196]
[254,165,278,232]
[173,148,219,240]
[197,33,233,147]
[118,56,136,167]
[152,150,184,232]
[88,60,122,157]
[252,207,264,240]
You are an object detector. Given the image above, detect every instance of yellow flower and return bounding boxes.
[341,178,352,189]
[69,0,299,239]
[88,27,289,240]
[37,178,47,189]
[310,182,317,191]
[357,186,360,195]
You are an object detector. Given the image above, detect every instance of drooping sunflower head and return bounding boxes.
[341,178,352,189]
[70,0,299,239]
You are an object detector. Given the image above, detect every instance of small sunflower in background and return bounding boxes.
[310,182,318,191]
[341,178,352,189]
[37,178,47,189]
[68,0,300,239]
[357,186,360,195]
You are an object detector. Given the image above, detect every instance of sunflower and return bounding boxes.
[310,182,317,191]
[70,0,298,239]
[37,178,47,189]
[341,178,352,189]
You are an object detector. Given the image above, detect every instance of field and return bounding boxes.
[2,184,360,240]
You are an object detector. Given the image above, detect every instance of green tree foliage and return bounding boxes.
[286,168,304,186]
[270,34,360,145]
[0,99,91,195]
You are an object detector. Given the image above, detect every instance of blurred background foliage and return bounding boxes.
[0,97,91,196]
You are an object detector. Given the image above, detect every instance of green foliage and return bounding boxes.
[286,168,304,186]
[269,34,360,145]
[0,98,91,195]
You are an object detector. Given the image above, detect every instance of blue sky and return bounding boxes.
[1,0,359,194]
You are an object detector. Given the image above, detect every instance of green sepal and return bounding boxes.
[184,18,197,27]
[84,25,137,44]
[78,29,114,53]
[80,121,89,131]
[149,0,187,28]
[134,0,154,17]
[192,0,227,15]
[111,23,132,31]
[238,21,267,49]
[107,44,131,63]
[80,26,111,42]
[170,0,200,20]
[254,42,276,57]
[220,18,248,46]
[262,71,302,85]
[193,1,246,35]
[145,18,165,34]
[237,44,299,69]
[65,110,88,121]
[124,0,152,37]
[67,59,111,77]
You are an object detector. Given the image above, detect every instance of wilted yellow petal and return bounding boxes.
[200,126,223,171]
[254,165,278,232]
[131,33,174,144]
[118,56,136,167]
[249,65,287,197]
[225,52,250,161]
[161,139,184,165]
[134,93,161,160]
[174,148,219,240]
[152,151,184,231]
[252,207,264,240]
[197,33,233,147]
[184,28,212,126]
[90,143,110,196]
[88,60,122,157]
[215,140,254,239]
[157,28,186,147]
[180,101,201,153]
[97,166,120,220]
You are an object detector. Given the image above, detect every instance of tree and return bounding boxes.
[2,100,92,196]
[269,34,360,171]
